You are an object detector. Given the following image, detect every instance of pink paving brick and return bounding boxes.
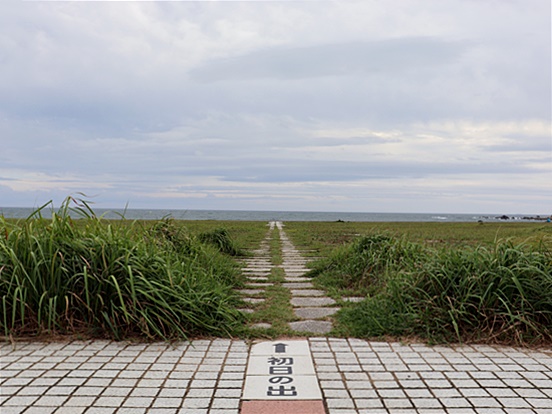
[241,400,326,414]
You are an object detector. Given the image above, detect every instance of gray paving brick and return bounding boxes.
[214,388,242,398]
[432,388,463,398]
[24,408,57,414]
[181,398,210,408]
[383,398,414,408]
[439,397,472,408]
[74,386,103,396]
[498,397,532,408]
[151,397,182,408]
[93,396,126,407]
[320,380,347,389]
[326,398,355,408]
[55,408,88,414]
[3,395,40,406]
[122,396,154,407]
[216,380,243,388]
[211,398,240,409]
[84,407,117,414]
[405,388,433,398]
[64,396,97,406]
[411,398,443,408]
[468,397,502,407]
[16,386,49,395]
[378,389,407,398]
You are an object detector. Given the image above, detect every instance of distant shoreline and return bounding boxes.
[1,207,550,223]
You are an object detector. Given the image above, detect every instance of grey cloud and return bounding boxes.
[483,135,552,153]
[215,157,543,184]
[307,136,403,147]
[190,37,468,82]
[1,1,550,213]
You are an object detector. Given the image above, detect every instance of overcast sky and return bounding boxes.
[1,0,550,214]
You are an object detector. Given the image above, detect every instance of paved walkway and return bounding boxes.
[2,338,551,413]
[1,221,552,413]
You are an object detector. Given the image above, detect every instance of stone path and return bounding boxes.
[238,221,339,334]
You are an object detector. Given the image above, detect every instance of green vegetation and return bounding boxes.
[305,232,552,345]
[284,220,552,255]
[198,227,245,256]
[0,199,246,341]
[3,207,550,345]
[182,220,268,252]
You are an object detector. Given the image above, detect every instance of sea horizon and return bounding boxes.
[0,206,549,222]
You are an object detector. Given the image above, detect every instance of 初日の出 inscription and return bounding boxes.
[243,340,322,400]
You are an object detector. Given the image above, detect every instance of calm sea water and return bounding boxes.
[0,207,545,222]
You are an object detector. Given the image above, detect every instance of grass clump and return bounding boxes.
[310,233,426,295]
[0,198,244,341]
[409,241,552,344]
[198,227,244,256]
[311,233,552,345]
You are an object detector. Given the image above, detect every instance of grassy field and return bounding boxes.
[284,221,552,346]
[2,201,551,345]
[284,220,552,253]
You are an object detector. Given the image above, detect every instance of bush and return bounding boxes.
[313,233,552,345]
[198,227,244,256]
[308,233,426,292]
[409,241,552,343]
[0,199,244,340]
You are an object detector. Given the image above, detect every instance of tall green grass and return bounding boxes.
[198,227,245,256]
[309,234,426,293]
[0,199,244,340]
[310,233,552,345]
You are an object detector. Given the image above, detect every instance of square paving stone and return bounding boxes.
[291,297,336,307]
[294,307,339,319]
[289,320,333,334]
[238,290,265,295]
[290,290,326,297]
[282,283,314,288]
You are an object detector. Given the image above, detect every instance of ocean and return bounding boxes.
[0,207,546,222]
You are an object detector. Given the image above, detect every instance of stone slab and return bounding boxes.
[284,277,311,282]
[291,297,336,307]
[294,307,339,319]
[282,282,314,288]
[342,297,364,302]
[241,400,326,414]
[238,308,255,314]
[250,323,272,329]
[243,298,265,304]
[238,289,265,295]
[289,320,333,334]
[290,290,325,297]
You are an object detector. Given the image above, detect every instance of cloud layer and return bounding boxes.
[1,0,550,214]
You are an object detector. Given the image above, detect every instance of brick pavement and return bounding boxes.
[2,338,551,414]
